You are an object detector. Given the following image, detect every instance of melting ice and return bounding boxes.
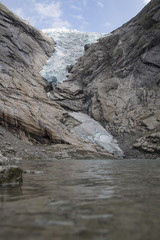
[70,112,124,158]
[41,28,107,85]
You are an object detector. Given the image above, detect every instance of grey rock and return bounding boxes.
[133,132,160,153]
[51,0,160,158]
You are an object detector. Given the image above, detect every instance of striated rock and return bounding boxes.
[0,3,118,159]
[0,125,116,160]
[44,144,117,160]
[51,0,160,157]
[0,2,59,143]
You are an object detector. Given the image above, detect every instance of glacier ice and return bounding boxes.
[40,28,107,85]
[69,112,124,158]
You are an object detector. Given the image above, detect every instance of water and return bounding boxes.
[0,159,160,240]
[40,28,107,85]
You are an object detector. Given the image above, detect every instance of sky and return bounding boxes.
[1,0,151,33]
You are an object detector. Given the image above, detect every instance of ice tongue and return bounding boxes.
[40,28,107,86]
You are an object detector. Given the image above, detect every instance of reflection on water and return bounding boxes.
[0,159,160,240]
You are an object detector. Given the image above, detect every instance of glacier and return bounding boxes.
[40,28,123,157]
[69,112,124,158]
[41,28,107,85]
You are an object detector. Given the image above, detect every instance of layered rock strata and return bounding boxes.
[51,0,160,157]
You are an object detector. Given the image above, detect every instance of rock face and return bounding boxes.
[51,0,160,158]
[0,3,117,159]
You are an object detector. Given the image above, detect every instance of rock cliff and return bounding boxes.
[0,3,115,159]
[51,0,160,158]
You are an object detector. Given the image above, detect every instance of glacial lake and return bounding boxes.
[0,158,160,240]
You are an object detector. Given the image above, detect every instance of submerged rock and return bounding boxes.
[0,166,23,185]
[0,151,23,185]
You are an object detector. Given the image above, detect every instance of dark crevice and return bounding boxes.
[141,58,160,69]
[0,113,69,145]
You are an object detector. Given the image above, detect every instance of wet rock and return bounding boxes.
[0,151,23,185]
[0,166,23,185]
[133,132,160,153]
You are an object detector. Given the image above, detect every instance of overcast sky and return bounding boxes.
[1,0,151,33]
